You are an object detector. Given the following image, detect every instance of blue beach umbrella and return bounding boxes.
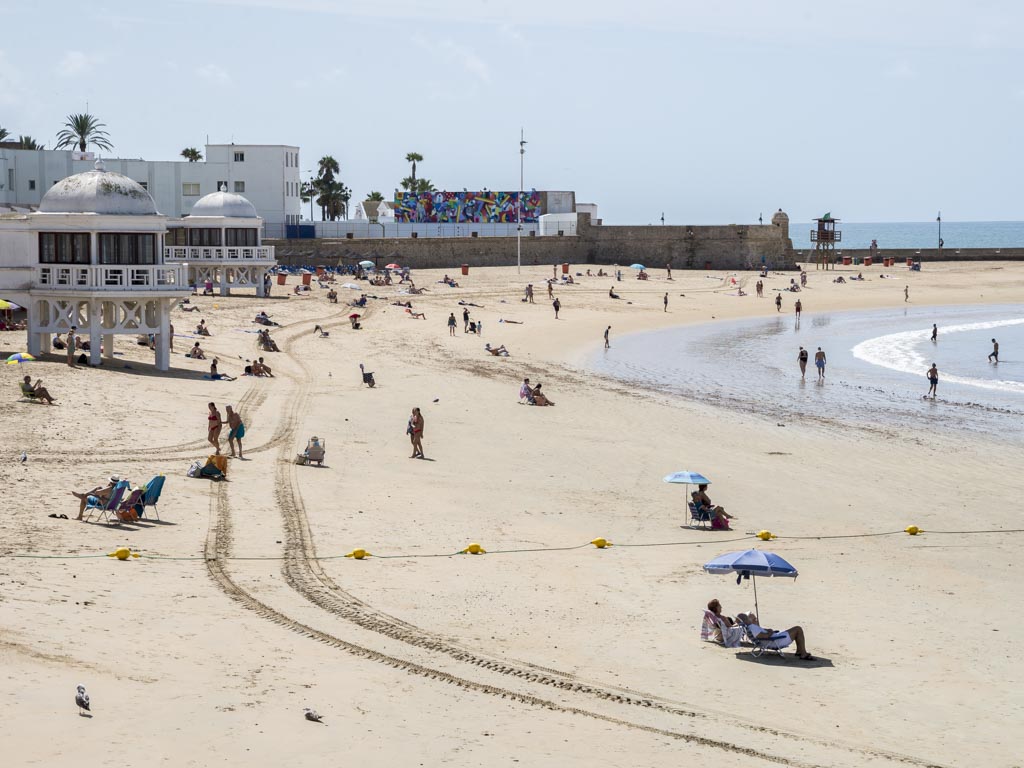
[703,549,798,620]
[629,263,646,270]
[664,471,711,523]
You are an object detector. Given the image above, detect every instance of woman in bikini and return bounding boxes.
[408,407,424,459]
[207,402,223,454]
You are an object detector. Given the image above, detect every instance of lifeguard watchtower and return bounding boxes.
[810,213,841,270]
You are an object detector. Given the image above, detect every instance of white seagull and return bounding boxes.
[75,684,90,715]
[303,707,325,724]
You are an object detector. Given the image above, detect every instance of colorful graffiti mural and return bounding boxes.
[393,190,542,224]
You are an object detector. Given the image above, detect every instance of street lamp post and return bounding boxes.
[937,211,942,253]
[305,170,316,222]
[517,129,526,275]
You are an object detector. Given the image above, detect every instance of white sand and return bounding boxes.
[1,261,1022,767]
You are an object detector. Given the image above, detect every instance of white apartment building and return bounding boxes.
[0,143,302,226]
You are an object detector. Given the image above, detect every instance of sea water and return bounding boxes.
[590,304,1024,443]
[791,221,1024,250]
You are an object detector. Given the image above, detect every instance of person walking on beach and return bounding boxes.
[447,313,457,337]
[526,284,534,304]
[756,280,763,298]
[604,326,611,349]
[989,338,999,363]
[904,285,909,303]
[798,346,808,379]
[926,364,938,398]
[66,326,77,367]
[463,307,470,333]
[814,347,826,381]
[207,402,223,455]
[553,297,561,319]
[794,299,802,319]
[931,324,938,342]
[663,293,668,312]
[408,407,424,459]
[666,263,673,280]
[775,293,782,312]
[547,282,554,300]
[226,405,245,458]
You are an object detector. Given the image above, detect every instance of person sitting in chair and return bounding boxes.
[692,484,736,529]
[21,376,56,404]
[71,476,119,520]
[737,613,815,660]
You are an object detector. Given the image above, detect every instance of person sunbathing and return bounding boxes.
[21,376,56,404]
[531,383,554,406]
[71,476,119,520]
[609,287,620,299]
[737,613,814,660]
[405,308,426,319]
[254,312,279,326]
[210,358,236,381]
[52,333,67,350]
[196,320,211,336]
[255,357,274,377]
[259,330,280,352]
[327,289,338,303]
[692,485,735,529]
[485,343,509,356]
[707,599,735,627]
[313,325,330,337]
[188,342,207,360]
[181,303,200,312]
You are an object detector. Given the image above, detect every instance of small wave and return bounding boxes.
[852,318,1024,394]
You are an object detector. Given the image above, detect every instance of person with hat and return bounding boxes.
[71,476,120,520]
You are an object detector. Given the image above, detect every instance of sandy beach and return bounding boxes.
[2,261,1022,767]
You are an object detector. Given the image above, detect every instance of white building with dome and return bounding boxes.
[163,186,276,296]
[0,160,190,370]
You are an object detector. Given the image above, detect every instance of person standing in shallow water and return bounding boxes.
[989,338,999,363]
[931,324,938,342]
[794,299,802,319]
[798,346,808,379]
[775,293,782,312]
[814,347,826,382]
[926,364,938,398]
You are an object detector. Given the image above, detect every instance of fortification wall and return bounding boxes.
[267,214,798,271]
[794,247,1024,264]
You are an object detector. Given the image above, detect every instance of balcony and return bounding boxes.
[163,245,275,263]
[33,264,190,292]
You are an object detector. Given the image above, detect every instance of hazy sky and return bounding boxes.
[2,0,1020,224]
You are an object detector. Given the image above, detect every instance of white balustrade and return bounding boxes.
[34,264,190,291]
[163,246,275,262]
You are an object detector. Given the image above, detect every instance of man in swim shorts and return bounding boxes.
[989,338,999,363]
[226,405,245,458]
[926,364,938,398]
[814,347,826,381]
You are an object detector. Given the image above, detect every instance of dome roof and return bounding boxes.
[39,160,158,216]
[189,187,258,219]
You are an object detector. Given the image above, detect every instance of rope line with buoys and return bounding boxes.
[4,525,1024,561]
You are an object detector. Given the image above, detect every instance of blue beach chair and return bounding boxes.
[83,481,129,523]
[140,475,166,520]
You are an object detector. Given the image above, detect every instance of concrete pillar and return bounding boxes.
[102,303,114,360]
[26,300,41,356]
[220,266,230,297]
[89,301,101,366]
[155,299,171,372]
[256,267,266,298]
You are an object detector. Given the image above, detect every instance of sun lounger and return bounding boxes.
[83,481,129,523]
[701,610,743,648]
[740,622,791,658]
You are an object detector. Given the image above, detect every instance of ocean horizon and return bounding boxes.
[790,220,1024,250]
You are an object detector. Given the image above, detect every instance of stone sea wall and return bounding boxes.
[268,214,799,271]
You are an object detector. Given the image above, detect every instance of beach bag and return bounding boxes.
[77,353,88,364]
[186,460,202,478]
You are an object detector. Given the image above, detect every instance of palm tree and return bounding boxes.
[401,176,435,194]
[405,152,423,191]
[366,191,384,201]
[17,136,42,149]
[0,127,9,142]
[55,113,113,153]
[314,156,342,219]
[181,147,203,162]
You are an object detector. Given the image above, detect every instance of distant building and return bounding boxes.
[0,143,302,226]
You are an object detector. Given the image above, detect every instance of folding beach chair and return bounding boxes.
[83,481,128,523]
[139,475,165,520]
[105,489,144,524]
[689,502,712,530]
[740,622,790,658]
[701,610,743,648]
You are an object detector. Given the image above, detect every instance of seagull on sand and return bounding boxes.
[75,684,90,715]
[303,707,325,724]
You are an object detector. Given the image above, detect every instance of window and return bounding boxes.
[226,228,258,247]
[234,181,245,193]
[98,234,156,265]
[234,151,245,162]
[166,228,187,246]
[39,233,90,264]
[216,180,228,192]
[29,180,36,191]
[7,169,13,190]
[188,228,222,247]
[182,183,200,196]
[138,181,148,190]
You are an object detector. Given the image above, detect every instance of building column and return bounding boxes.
[256,267,266,297]
[155,299,171,372]
[102,303,114,360]
[26,300,42,356]
[89,300,101,366]
[220,265,230,297]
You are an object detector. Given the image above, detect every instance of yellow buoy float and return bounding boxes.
[756,530,776,541]
[461,543,486,555]
[905,525,922,536]
[590,538,612,549]
[107,547,139,560]
[345,548,370,560]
